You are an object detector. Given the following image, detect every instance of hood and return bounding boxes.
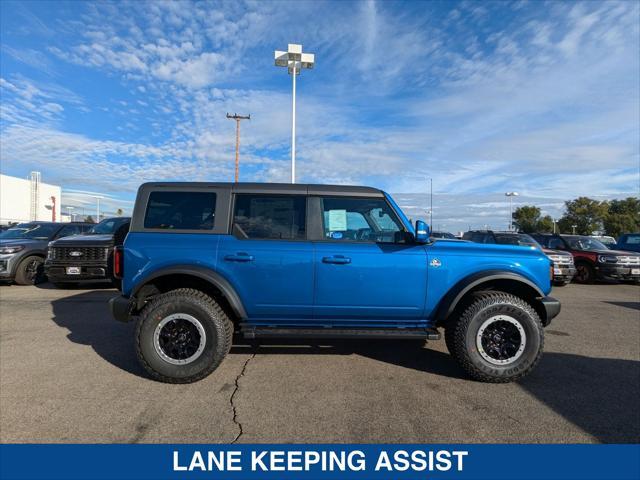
[49,234,114,246]
[543,248,571,257]
[0,238,48,247]
[594,249,640,256]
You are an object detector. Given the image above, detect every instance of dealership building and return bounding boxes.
[0,172,62,225]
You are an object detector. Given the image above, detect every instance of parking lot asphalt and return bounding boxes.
[0,282,638,444]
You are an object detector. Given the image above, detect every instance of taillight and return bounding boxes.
[113,246,123,279]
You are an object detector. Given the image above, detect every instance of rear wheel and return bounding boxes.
[574,262,595,284]
[14,256,45,285]
[136,288,233,383]
[445,291,544,383]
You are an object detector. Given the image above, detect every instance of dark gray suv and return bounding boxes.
[0,222,92,285]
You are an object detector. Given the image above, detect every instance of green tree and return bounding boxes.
[512,206,555,233]
[116,208,124,216]
[557,197,607,235]
[603,197,640,237]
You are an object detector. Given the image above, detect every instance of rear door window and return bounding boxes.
[144,191,216,230]
[232,195,306,240]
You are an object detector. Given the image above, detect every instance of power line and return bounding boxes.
[226,113,250,182]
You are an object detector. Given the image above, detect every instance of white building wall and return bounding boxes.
[0,174,61,224]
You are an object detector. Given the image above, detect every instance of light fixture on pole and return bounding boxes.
[505,192,519,231]
[572,224,577,234]
[66,206,74,221]
[275,44,315,183]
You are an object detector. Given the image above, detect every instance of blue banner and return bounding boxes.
[1,444,638,480]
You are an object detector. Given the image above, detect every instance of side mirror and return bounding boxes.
[415,220,430,244]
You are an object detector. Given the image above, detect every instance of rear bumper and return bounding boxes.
[109,295,133,322]
[539,296,561,326]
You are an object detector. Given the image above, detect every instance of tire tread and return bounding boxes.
[135,288,233,384]
[445,290,544,383]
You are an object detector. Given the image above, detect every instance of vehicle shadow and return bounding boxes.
[231,338,467,380]
[603,301,640,311]
[49,289,144,377]
[519,353,639,443]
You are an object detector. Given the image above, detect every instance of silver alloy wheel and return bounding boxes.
[153,313,206,365]
[476,315,527,366]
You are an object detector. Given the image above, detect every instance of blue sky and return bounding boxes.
[1,0,638,230]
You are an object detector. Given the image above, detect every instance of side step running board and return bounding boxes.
[242,326,441,341]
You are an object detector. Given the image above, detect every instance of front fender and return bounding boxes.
[433,270,545,324]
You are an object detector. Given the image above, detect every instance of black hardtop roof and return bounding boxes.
[139,182,384,197]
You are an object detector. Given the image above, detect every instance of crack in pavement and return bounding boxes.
[230,352,256,444]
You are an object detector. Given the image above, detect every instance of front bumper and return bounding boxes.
[595,265,640,280]
[539,296,561,326]
[0,254,20,280]
[109,295,133,322]
[553,265,576,282]
[45,262,109,282]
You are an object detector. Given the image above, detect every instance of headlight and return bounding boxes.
[598,255,618,263]
[0,245,25,254]
[547,254,561,262]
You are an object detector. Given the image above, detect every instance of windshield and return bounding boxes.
[566,236,608,250]
[494,233,541,249]
[89,218,127,234]
[0,223,58,240]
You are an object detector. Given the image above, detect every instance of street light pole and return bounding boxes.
[291,63,297,183]
[429,178,433,226]
[505,192,519,231]
[275,44,315,183]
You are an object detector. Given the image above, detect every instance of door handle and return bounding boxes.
[322,255,351,265]
[224,253,254,262]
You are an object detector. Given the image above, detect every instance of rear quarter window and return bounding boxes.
[144,191,216,230]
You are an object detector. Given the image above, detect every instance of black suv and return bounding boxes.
[462,230,576,286]
[0,222,93,285]
[531,233,640,284]
[45,217,130,287]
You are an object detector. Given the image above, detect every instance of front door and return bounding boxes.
[311,196,428,323]
[217,193,314,321]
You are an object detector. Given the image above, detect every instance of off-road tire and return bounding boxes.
[136,288,233,383]
[445,291,544,383]
[574,262,595,284]
[14,255,45,285]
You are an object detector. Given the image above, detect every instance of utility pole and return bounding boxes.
[226,113,250,182]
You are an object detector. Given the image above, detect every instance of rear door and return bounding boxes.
[216,193,314,320]
[310,195,428,323]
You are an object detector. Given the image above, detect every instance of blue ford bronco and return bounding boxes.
[109,183,560,383]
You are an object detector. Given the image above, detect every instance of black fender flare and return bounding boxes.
[434,270,544,325]
[132,265,247,319]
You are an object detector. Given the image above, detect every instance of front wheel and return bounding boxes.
[14,256,45,285]
[136,288,233,383]
[445,291,544,383]
[574,262,595,284]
